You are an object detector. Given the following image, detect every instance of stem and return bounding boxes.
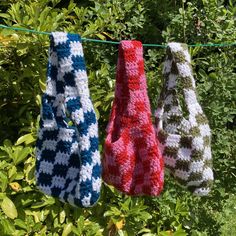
[182,0,186,43]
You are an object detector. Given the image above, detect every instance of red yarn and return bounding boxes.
[102,40,164,196]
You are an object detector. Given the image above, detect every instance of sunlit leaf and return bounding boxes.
[1,196,18,219]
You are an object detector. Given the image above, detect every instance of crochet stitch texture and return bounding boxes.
[155,42,214,196]
[35,32,101,207]
[103,40,164,196]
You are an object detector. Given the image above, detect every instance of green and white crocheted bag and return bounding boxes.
[155,42,214,196]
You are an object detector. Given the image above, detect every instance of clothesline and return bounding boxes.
[0,24,236,48]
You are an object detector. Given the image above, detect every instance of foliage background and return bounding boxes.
[0,0,235,235]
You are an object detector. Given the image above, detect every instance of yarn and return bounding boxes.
[35,32,101,207]
[102,40,164,196]
[155,42,214,196]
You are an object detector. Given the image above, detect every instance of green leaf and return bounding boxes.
[0,13,10,18]
[13,147,31,165]
[138,228,152,234]
[39,79,46,92]
[95,33,106,40]
[0,172,8,191]
[8,165,17,181]
[16,133,36,145]
[1,218,16,235]
[1,196,18,219]
[14,219,28,230]
[104,206,121,217]
[159,232,172,236]
[3,139,12,147]
[173,231,187,236]
[117,230,125,236]
[62,223,73,236]
[36,94,42,107]
[31,197,55,208]
[94,106,100,120]
[60,210,66,224]
[0,193,6,199]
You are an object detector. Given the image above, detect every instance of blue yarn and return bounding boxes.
[71,55,86,70]
[38,174,52,184]
[66,98,82,112]
[42,102,54,120]
[92,164,101,176]
[64,72,76,86]
[41,149,56,161]
[47,64,58,80]
[53,164,68,177]
[56,81,65,94]
[35,32,101,208]
[56,140,73,153]
[51,187,62,196]
[36,139,43,149]
[41,130,59,140]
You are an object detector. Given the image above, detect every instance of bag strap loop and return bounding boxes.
[156,42,203,134]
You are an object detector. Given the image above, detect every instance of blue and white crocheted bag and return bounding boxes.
[35,32,101,207]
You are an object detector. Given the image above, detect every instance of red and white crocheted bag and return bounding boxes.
[102,40,164,196]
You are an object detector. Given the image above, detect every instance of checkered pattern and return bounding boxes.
[155,42,214,196]
[35,32,101,207]
[102,40,164,196]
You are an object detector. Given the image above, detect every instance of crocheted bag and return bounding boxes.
[102,40,164,196]
[155,42,214,196]
[35,32,101,207]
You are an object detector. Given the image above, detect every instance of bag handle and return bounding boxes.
[42,33,68,127]
[116,40,147,97]
[45,33,63,97]
[106,40,149,135]
[44,32,88,127]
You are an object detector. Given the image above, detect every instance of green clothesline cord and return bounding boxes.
[0,24,236,48]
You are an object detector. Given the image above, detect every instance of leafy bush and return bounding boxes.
[0,0,235,235]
